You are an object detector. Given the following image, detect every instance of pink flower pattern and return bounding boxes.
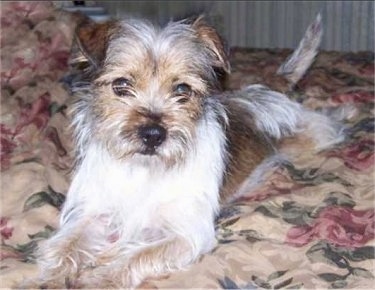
[327,139,375,171]
[331,91,374,104]
[0,2,374,288]
[0,93,52,170]
[286,206,375,248]
[0,217,14,240]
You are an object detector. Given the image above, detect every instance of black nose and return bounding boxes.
[138,124,167,149]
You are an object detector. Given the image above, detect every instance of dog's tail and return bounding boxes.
[221,84,352,201]
[277,13,323,89]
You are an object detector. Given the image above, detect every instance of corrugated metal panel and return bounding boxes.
[99,1,374,52]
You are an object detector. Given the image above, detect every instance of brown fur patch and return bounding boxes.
[89,72,205,167]
[220,102,274,203]
[74,18,118,67]
[192,16,231,74]
[69,17,232,168]
[278,129,318,161]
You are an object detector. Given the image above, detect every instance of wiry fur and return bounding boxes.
[23,14,345,289]
[69,18,228,168]
[37,106,226,288]
[225,85,304,139]
[277,13,323,87]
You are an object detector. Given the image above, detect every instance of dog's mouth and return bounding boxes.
[139,147,158,156]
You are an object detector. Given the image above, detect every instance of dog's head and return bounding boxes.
[69,16,230,167]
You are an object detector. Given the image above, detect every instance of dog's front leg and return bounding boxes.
[34,217,96,288]
[78,236,194,289]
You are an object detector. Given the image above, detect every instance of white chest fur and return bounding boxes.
[61,110,226,255]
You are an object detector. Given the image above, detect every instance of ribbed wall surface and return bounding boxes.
[100,1,374,52]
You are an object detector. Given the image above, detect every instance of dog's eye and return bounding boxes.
[112,78,133,97]
[174,83,192,96]
[174,83,192,103]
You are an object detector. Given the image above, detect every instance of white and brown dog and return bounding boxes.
[28,14,343,288]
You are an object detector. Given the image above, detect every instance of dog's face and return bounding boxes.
[70,16,230,167]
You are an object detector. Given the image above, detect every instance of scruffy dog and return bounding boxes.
[27,14,343,288]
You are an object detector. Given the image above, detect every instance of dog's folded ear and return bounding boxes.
[70,14,117,70]
[191,15,231,74]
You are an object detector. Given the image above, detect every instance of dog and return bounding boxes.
[26,13,344,289]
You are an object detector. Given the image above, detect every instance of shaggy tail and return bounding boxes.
[222,84,347,201]
[225,14,351,154]
[277,13,323,89]
[238,14,348,153]
[223,14,348,200]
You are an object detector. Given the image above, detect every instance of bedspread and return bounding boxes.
[1,2,374,289]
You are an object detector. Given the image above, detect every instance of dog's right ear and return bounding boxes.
[191,15,231,74]
[70,14,116,69]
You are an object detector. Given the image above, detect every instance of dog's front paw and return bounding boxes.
[37,253,79,286]
[36,238,88,288]
[77,265,134,289]
[16,276,78,289]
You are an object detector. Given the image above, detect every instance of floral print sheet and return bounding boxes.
[1,2,374,289]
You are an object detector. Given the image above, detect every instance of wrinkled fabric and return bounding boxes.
[1,2,374,289]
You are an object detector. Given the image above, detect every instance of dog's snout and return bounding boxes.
[138,124,167,149]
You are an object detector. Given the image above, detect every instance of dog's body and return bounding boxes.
[28,14,345,288]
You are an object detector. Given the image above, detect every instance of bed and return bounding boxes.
[1,2,374,289]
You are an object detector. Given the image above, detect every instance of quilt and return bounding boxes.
[1,2,374,289]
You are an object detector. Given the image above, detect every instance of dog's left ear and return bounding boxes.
[71,15,117,69]
[192,16,231,74]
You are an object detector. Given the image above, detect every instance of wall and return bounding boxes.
[97,1,373,52]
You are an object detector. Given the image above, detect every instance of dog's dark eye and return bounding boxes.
[112,78,133,97]
[174,83,192,103]
[175,83,192,96]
